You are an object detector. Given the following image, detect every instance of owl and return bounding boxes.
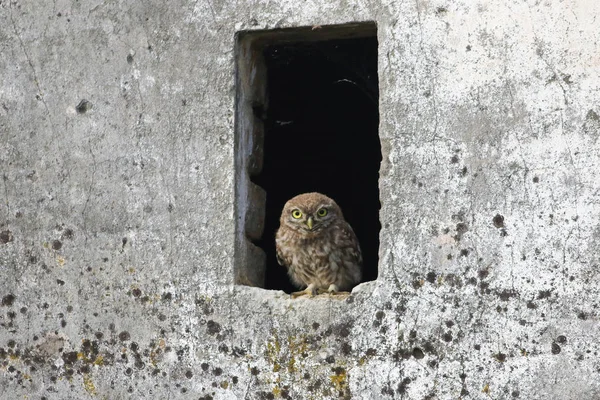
[275,192,362,297]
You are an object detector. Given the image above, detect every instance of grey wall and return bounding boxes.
[1,1,600,399]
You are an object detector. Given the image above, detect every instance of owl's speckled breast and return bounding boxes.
[276,223,362,292]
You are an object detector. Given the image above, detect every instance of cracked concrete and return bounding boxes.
[1,0,600,399]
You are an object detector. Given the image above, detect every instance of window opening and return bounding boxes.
[234,22,381,293]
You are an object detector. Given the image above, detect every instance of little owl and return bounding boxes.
[275,192,362,297]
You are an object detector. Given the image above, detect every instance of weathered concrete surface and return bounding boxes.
[1,0,600,399]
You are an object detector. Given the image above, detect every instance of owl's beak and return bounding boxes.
[306,217,314,230]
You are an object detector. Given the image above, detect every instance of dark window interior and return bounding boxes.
[252,34,381,293]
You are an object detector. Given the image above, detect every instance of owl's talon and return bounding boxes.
[315,285,339,295]
[291,284,317,298]
[290,291,309,298]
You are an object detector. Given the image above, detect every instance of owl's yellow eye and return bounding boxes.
[291,209,303,219]
[317,208,328,217]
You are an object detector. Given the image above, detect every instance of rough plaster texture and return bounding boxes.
[1,0,600,399]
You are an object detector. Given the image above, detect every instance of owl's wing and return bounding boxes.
[276,247,286,267]
[339,223,363,265]
[275,231,289,268]
[331,222,363,287]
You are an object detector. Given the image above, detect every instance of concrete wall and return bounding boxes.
[1,0,599,399]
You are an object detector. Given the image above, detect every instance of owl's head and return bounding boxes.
[279,192,343,235]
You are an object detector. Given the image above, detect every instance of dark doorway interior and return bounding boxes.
[252,34,381,293]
